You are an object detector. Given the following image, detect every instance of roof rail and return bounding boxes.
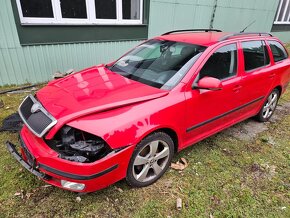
[162,29,222,35]
[219,32,273,41]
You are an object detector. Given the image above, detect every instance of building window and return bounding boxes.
[274,0,290,24]
[95,0,117,19]
[122,0,141,20]
[16,0,143,25]
[20,0,54,18]
[60,0,88,19]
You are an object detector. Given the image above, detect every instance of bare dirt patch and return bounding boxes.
[249,163,277,180]
[223,101,289,141]
[270,102,290,122]
[223,120,268,141]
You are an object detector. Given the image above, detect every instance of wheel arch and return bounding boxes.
[273,85,282,96]
[155,128,179,153]
[132,126,180,154]
[137,127,179,153]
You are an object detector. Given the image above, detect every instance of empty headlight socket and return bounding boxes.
[45,126,112,163]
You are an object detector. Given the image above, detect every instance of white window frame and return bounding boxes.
[16,0,143,25]
[274,0,290,24]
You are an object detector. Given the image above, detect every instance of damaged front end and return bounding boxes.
[46,126,111,163]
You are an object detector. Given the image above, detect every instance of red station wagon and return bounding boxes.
[7,29,290,192]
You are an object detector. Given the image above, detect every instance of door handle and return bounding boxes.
[233,85,242,92]
[269,73,276,78]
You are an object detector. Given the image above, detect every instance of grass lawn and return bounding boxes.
[0,47,289,217]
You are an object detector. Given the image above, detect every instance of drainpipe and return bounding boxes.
[210,0,218,29]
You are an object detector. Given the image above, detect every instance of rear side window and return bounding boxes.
[268,40,288,62]
[199,43,237,80]
[242,41,270,71]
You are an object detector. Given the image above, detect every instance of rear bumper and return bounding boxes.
[6,127,135,192]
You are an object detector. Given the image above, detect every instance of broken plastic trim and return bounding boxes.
[6,141,50,180]
[46,126,112,163]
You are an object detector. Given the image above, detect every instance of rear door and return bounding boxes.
[237,40,274,119]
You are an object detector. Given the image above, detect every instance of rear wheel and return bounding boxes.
[126,132,174,187]
[255,88,280,122]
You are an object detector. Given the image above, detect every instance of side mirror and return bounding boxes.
[194,76,223,91]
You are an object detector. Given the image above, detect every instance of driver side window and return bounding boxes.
[199,43,237,80]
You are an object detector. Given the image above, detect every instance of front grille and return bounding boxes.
[18,95,57,137]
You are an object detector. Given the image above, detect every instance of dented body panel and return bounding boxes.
[19,126,135,192]
[36,66,169,139]
[67,90,186,149]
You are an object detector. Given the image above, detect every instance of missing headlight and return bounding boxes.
[46,126,111,163]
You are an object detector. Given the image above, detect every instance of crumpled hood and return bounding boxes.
[36,66,168,124]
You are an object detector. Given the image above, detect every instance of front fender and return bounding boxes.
[67,93,185,149]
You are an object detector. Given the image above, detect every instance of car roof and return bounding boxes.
[156,31,275,47]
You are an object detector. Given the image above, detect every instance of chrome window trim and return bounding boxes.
[18,94,57,138]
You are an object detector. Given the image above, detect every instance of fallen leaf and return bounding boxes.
[171,158,189,171]
[171,162,185,170]
[14,190,24,199]
[14,192,21,196]
[26,193,32,199]
[180,158,188,167]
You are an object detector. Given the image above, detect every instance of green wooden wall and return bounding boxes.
[0,1,142,86]
[272,31,290,42]
[148,0,281,36]
[147,0,289,42]
[0,0,289,86]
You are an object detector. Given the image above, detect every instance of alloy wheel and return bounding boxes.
[262,92,278,119]
[132,140,170,183]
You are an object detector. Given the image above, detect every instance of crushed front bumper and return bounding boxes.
[6,127,135,192]
[6,141,48,179]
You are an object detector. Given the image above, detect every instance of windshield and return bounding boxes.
[109,39,206,90]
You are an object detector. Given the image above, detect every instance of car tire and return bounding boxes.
[126,132,174,187]
[255,88,280,122]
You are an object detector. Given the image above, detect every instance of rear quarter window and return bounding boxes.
[242,40,270,72]
[268,40,288,62]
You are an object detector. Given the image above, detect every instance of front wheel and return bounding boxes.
[126,132,174,187]
[255,88,280,122]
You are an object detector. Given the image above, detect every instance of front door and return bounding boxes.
[182,43,242,148]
